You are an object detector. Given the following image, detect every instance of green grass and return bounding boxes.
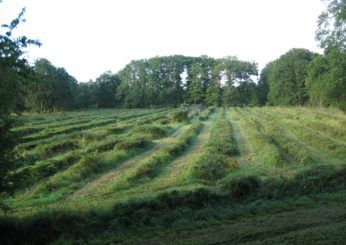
[1,106,346,244]
[191,108,238,182]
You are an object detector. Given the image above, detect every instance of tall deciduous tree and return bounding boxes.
[28,59,77,112]
[205,62,222,106]
[0,8,40,193]
[307,0,346,110]
[257,66,270,105]
[316,0,346,52]
[95,71,120,108]
[306,47,346,109]
[220,56,257,106]
[267,49,314,106]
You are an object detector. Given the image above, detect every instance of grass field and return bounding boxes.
[1,106,346,244]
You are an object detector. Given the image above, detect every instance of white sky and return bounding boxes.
[0,0,326,82]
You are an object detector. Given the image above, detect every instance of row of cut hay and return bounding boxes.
[11,111,176,192]
[12,124,173,192]
[126,122,203,182]
[249,108,346,156]
[15,109,173,153]
[230,108,283,167]
[16,114,166,164]
[253,107,346,142]
[102,122,203,194]
[281,120,346,156]
[191,108,238,182]
[31,135,155,197]
[15,108,148,129]
[198,106,216,121]
[243,109,315,165]
[19,109,166,143]
[13,109,136,137]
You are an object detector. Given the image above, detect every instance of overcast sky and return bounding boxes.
[1,0,326,82]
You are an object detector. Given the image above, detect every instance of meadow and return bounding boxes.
[1,106,346,244]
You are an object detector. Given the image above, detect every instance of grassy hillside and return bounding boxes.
[1,107,346,244]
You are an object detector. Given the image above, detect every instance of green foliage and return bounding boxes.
[205,80,221,106]
[267,48,314,106]
[257,67,269,105]
[94,71,120,108]
[0,7,40,193]
[220,56,258,106]
[316,0,346,51]
[116,56,188,108]
[306,47,346,110]
[27,58,78,112]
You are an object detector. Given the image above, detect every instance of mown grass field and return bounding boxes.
[1,107,346,244]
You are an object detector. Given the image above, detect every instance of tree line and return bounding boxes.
[19,46,344,111]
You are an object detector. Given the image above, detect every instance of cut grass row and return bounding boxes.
[191,108,238,182]
[12,125,172,190]
[13,109,137,137]
[18,116,171,166]
[18,109,170,143]
[240,108,317,165]
[9,109,198,208]
[230,108,284,167]
[3,163,346,244]
[83,107,218,201]
[248,107,346,157]
[15,108,174,153]
[257,107,346,142]
[107,121,203,192]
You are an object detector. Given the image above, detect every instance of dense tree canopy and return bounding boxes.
[306,47,346,109]
[114,55,258,108]
[266,49,315,106]
[307,0,346,110]
[25,58,78,112]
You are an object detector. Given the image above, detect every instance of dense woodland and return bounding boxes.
[0,0,345,194]
[5,45,346,112]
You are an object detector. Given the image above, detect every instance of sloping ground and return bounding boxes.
[69,124,192,200]
[1,107,346,244]
[102,117,213,199]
